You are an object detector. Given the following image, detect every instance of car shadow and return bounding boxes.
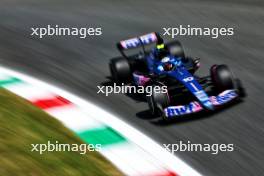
[102,76,245,126]
[136,110,160,120]
[100,76,114,86]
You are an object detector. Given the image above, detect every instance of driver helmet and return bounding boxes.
[163,61,173,71]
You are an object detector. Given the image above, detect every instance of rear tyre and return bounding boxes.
[210,64,234,92]
[109,57,131,83]
[146,85,170,120]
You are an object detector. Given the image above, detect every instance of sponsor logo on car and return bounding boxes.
[120,33,157,49]
[165,101,203,117]
[139,33,157,45]
[211,89,237,105]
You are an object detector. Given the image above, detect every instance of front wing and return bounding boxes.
[164,89,238,118]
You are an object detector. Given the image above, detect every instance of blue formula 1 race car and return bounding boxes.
[109,32,245,120]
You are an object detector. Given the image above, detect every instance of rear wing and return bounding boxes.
[117,32,162,57]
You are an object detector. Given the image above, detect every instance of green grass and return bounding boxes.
[0,89,123,176]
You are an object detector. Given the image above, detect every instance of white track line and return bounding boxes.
[0,65,202,176]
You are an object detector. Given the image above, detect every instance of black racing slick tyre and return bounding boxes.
[167,41,185,59]
[109,57,131,83]
[147,85,170,119]
[210,64,234,92]
[234,78,247,98]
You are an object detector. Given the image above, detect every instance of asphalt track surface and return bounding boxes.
[1,0,264,175]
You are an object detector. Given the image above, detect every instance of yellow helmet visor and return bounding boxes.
[157,44,165,49]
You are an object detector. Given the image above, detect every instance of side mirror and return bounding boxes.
[194,58,201,69]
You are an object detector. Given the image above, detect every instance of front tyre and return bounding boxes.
[234,78,246,98]
[146,85,170,120]
[210,64,234,92]
[167,41,185,59]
